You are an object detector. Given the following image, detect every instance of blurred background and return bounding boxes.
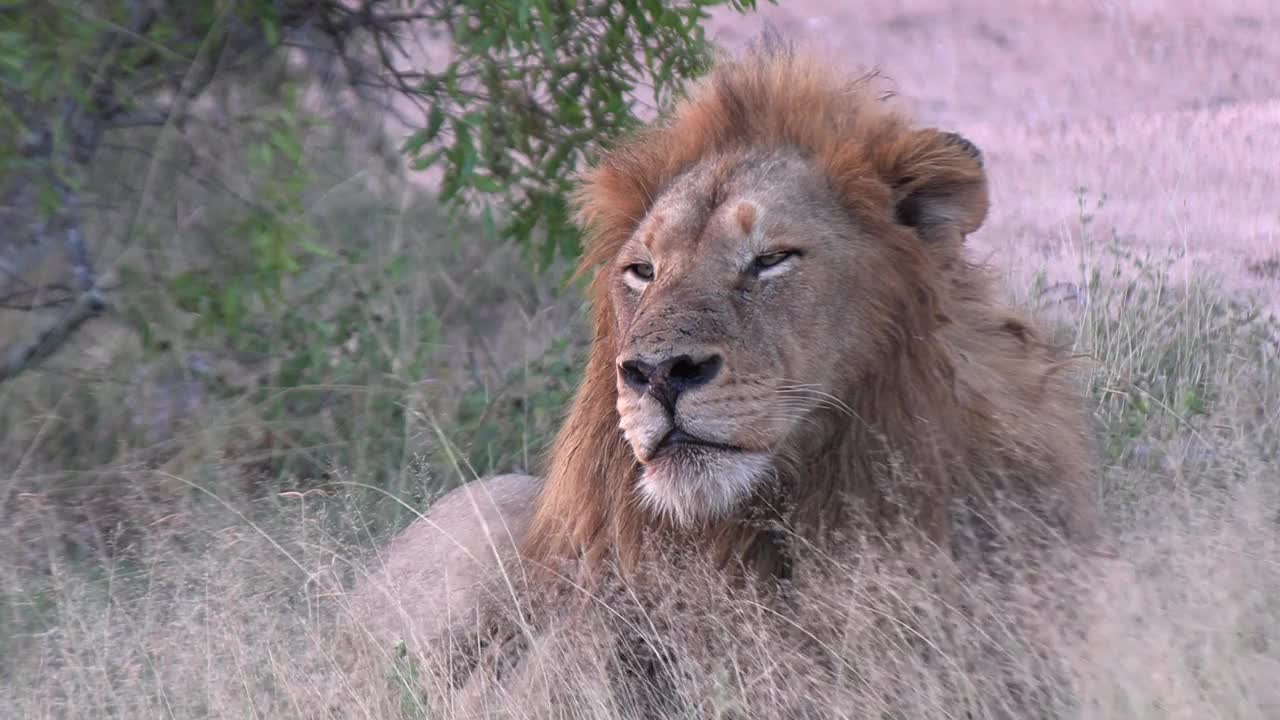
[2,1,1278,717]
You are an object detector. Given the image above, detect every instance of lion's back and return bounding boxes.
[347,473,542,652]
[942,284,1102,548]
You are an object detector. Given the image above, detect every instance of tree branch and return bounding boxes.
[105,108,172,128]
[0,170,108,382]
[0,294,106,383]
[0,284,76,311]
[0,2,158,385]
[54,185,104,306]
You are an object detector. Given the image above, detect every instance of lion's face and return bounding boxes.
[521,45,1097,581]
[611,149,907,526]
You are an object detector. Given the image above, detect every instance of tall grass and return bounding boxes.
[2,143,1277,718]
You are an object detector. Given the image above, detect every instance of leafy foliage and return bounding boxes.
[0,0,765,551]
[397,0,762,267]
[1,0,762,383]
[163,85,324,348]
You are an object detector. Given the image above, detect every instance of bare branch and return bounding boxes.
[0,294,106,383]
[54,186,104,303]
[0,284,77,311]
[0,279,123,311]
[105,109,172,128]
[0,2,158,384]
[0,180,110,383]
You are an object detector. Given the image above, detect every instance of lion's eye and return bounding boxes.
[751,250,799,274]
[624,262,655,282]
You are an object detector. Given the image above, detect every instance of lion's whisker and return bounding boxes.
[772,385,858,417]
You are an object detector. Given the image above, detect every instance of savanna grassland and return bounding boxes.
[3,3,1280,718]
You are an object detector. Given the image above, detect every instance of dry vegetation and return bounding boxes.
[3,68,1280,720]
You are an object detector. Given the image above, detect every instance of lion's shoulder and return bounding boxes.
[351,473,542,649]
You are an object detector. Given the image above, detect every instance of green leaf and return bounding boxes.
[472,174,503,193]
[410,149,444,172]
[221,285,244,329]
[297,237,333,258]
[530,0,557,57]
[249,141,273,171]
[386,254,410,282]
[482,204,498,240]
[425,103,446,141]
[261,16,280,46]
[270,128,302,164]
[402,129,429,156]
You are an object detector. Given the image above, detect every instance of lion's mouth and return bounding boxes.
[652,428,743,459]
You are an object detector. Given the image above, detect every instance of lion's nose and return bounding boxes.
[619,353,723,409]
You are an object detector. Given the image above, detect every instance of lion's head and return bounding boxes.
[521,41,1099,583]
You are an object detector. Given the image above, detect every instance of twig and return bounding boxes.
[105,108,172,128]
[0,2,158,385]
[0,295,107,383]
[0,280,123,311]
[0,0,469,386]
[0,284,76,310]
[53,184,104,303]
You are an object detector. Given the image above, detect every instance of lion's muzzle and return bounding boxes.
[614,346,774,525]
[616,349,729,463]
[618,352,723,411]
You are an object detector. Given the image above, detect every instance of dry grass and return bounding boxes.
[2,50,1278,716]
[7,4,1278,715]
[3,194,1279,718]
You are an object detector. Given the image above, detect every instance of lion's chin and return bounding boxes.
[636,448,772,527]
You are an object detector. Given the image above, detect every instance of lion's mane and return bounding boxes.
[520,41,1101,588]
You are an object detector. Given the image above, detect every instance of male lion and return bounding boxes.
[357,40,1103,674]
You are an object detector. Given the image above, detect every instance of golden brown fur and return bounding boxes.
[519,40,1102,589]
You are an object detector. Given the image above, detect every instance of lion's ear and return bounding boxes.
[886,130,989,243]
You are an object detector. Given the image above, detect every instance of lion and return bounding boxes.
[355,40,1104,690]
[516,41,1103,583]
